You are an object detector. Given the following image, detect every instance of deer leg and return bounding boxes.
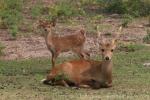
[81,51,90,60]
[61,80,69,87]
[73,47,84,59]
[77,84,91,89]
[41,73,56,85]
[51,51,59,67]
[78,51,90,60]
[73,47,90,60]
[51,52,55,67]
[104,72,112,88]
[74,78,95,89]
[104,79,112,88]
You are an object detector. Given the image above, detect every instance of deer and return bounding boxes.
[41,27,122,89]
[38,20,89,67]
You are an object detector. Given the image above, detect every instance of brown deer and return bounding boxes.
[38,20,89,67]
[41,27,122,89]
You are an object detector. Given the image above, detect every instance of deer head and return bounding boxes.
[97,26,122,61]
[38,19,56,32]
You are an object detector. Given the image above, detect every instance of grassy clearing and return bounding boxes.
[0,45,150,100]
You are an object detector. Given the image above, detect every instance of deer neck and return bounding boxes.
[101,60,113,75]
[44,29,52,43]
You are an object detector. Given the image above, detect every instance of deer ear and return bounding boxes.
[51,21,56,27]
[97,31,105,46]
[38,20,44,27]
[97,31,101,38]
[112,38,118,45]
[39,20,43,25]
[39,20,48,27]
[50,18,56,27]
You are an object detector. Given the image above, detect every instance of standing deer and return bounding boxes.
[41,27,122,89]
[38,20,89,67]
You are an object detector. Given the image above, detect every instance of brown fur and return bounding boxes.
[42,37,118,89]
[39,20,89,67]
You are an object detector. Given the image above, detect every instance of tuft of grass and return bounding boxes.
[143,29,150,44]
[0,42,5,56]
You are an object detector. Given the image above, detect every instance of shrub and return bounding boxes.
[92,14,104,21]
[148,16,150,26]
[121,14,133,28]
[106,0,150,17]
[0,0,23,37]
[31,1,44,19]
[106,0,128,14]
[48,0,85,20]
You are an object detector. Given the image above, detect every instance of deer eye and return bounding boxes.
[111,49,114,52]
[101,49,104,52]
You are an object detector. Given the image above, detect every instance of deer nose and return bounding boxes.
[105,56,110,60]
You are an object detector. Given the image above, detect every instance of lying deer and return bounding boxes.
[38,20,89,67]
[41,27,122,89]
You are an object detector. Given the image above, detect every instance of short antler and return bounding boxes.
[97,25,102,38]
[113,26,123,39]
[117,26,123,34]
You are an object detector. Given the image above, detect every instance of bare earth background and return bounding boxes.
[0,16,148,60]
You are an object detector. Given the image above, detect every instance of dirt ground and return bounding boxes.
[0,16,149,60]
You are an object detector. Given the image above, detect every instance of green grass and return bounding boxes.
[0,0,23,37]
[0,46,150,100]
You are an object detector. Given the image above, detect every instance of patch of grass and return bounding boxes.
[0,45,150,99]
[143,29,150,44]
[30,1,44,19]
[48,0,85,20]
[118,42,145,52]
[0,42,5,56]
[91,14,104,24]
[106,0,150,17]
[0,0,23,37]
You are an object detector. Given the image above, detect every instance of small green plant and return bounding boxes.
[121,14,133,28]
[54,73,70,82]
[92,14,104,23]
[0,42,5,56]
[143,29,150,44]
